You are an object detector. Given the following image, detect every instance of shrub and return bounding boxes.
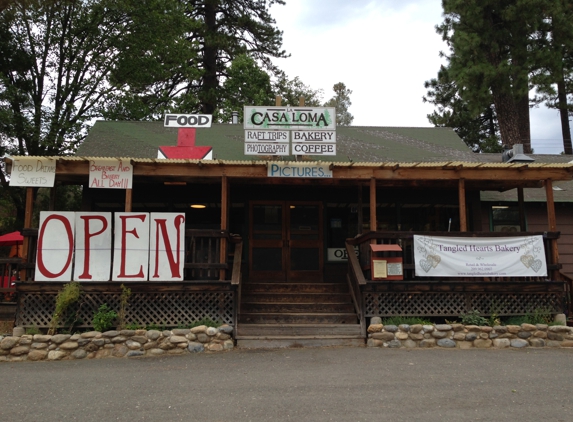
[92,304,117,332]
[48,282,81,335]
[380,316,432,326]
[459,310,488,326]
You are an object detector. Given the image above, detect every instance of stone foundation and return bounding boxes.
[367,319,573,349]
[0,325,234,362]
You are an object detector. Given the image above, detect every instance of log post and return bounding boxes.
[21,187,34,280]
[517,187,526,231]
[370,178,377,246]
[125,189,133,212]
[458,179,467,232]
[220,175,229,281]
[545,179,560,280]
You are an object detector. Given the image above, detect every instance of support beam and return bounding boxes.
[125,189,133,212]
[517,187,526,231]
[21,187,34,280]
[545,179,560,279]
[220,175,229,281]
[370,178,376,232]
[458,179,467,232]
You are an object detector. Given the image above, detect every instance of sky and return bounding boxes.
[269,0,569,154]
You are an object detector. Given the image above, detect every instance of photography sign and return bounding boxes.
[413,235,547,277]
[243,106,336,157]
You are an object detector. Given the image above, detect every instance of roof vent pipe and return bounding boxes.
[502,144,535,163]
[231,111,239,125]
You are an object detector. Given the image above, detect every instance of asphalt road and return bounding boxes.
[0,347,572,422]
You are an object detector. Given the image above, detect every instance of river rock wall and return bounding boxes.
[0,325,234,362]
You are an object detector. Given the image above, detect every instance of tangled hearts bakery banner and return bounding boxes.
[413,235,547,277]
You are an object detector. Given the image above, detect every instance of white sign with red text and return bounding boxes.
[89,159,133,189]
[73,213,112,281]
[35,212,76,281]
[112,213,150,281]
[149,213,186,281]
[34,212,187,282]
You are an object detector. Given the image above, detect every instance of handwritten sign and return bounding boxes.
[9,158,56,187]
[89,159,132,189]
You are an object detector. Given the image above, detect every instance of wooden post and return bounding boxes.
[276,95,281,106]
[357,185,363,235]
[517,187,526,231]
[545,179,560,279]
[125,189,132,212]
[220,175,229,281]
[370,178,377,233]
[20,187,34,280]
[458,179,467,232]
[49,186,56,211]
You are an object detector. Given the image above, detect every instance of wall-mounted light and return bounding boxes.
[190,204,206,209]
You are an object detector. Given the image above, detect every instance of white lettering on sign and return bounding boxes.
[245,130,289,142]
[268,163,333,178]
[244,107,336,130]
[164,114,212,128]
[292,143,336,155]
[292,131,336,142]
[245,143,289,155]
[89,159,133,189]
[35,212,191,282]
[10,158,56,187]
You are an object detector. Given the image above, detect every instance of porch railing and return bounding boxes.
[346,231,566,318]
[17,228,243,283]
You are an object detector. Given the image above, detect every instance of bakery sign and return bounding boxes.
[243,106,337,157]
[413,235,547,277]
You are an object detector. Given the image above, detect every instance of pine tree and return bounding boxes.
[437,0,545,152]
[324,82,353,126]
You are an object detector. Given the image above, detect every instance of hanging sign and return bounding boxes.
[244,107,336,130]
[164,114,212,128]
[268,163,333,178]
[244,130,290,155]
[89,159,133,189]
[9,157,56,187]
[413,235,547,277]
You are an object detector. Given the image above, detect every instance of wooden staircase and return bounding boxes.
[236,280,365,348]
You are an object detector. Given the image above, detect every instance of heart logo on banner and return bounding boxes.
[531,259,542,273]
[420,259,432,272]
[520,255,534,268]
[428,255,441,268]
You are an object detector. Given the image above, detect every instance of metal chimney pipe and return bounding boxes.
[231,111,239,124]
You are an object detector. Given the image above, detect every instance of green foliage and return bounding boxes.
[116,284,132,331]
[92,304,117,332]
[188,317,221,328]
[274,74,324,107]
[25,326,41,335]
[219,54,274,123]
[503,307,556,326]
[381,316,432,326]
[124,323,145,330]
[423,65,502,153]
[459,310,488,326]
[324,82,354,126]
[48,282,81,335]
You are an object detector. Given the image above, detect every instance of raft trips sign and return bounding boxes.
[413,235,547,277]
[35,212,185,282]
[243,106,337,156]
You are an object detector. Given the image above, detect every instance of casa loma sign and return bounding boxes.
[35,212,185,282]
[244,107,336,130]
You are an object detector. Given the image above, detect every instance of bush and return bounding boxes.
[92,304,117,332]
[380,316,432,326]
[459,310,488,326]
[48,282,81,335]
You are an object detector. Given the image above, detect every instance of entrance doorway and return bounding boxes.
[249,201,323,281]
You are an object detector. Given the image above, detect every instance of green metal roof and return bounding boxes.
[77,121,477,162]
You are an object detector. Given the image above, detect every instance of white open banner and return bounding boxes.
[413,235,547,277]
